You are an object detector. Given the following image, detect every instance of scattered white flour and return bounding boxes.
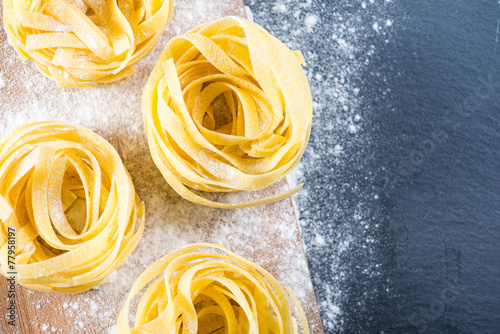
[249,0,396,332]
[305,14,318,32]
[313,234,326,246]
[273,3,287,13]
[1,0,398,331]
[333,144,343,156]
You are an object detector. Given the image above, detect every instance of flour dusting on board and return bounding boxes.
[0,0,322,333]
[0,73,5,89]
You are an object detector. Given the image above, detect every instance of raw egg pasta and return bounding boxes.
[0,121,145,293]
[117,243,310,334]
[3,0,173,87]
[142,16,313,208]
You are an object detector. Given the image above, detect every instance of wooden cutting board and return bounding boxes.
[0,0,324,333]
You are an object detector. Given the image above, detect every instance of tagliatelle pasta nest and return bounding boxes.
[117,243,310,334]
[0,121,145,293]
[2,0,173,87]
[143,16,313,208]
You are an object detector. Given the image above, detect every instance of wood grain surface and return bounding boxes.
[0,0,324,333]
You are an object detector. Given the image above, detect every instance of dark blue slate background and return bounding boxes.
[245,0,500,333]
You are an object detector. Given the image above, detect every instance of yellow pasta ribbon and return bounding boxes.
[143,17,313,208]
[2,0,174,87]
[117,243,310,334]
[0,121,145,293]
